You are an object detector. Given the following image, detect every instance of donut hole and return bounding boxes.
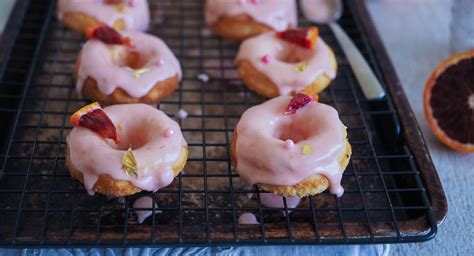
[275,45,314,64]
[109,122,152,151]
[114,50,150,69]
[272,117,314,143]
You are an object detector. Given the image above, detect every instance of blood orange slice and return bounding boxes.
[276,27,319,49]
[284,92,319,115]
[85,24,133,47]
[70,102,120,144]
[423,49,474,152]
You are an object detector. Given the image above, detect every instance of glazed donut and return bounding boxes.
[56,0,150,33]
[236,30,337,98]
[66,104,188,197]
[75,31,182,105]
[205,0,297,41]
[231,95,351,197]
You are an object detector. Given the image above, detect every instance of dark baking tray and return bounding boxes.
[0,0,447,247]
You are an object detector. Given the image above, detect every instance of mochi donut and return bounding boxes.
[56,0,150,33]
[66,103,188,197]
[205,0,297,41]
[75,29,182,105]
[236,28,337,98]
[231,94,351,197]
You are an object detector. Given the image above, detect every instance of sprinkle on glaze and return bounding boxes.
[205,0,297,32]
[238,212,259,224]
[236,32,336,95]
[133,196,161,224]
[284,139,294,149]
[234,96,346,197]
[56,0,150,31]
[67,104,187,194]
[76,31,182,98]
[164,128,174,138]
[262,54,271,64]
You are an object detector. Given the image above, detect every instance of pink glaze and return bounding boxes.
[238,212,259,224]
[56,0,150,32]
[234,96,346,197]
[259,193,301,208]
[67,104,187,195]
[76,31,182,99]
[236,32,336,96]
[133,196,161,224]
[205,0,297,31]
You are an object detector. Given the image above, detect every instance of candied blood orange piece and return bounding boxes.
[85,25,133,47]
[284,92,319,115]
[104,0,122,4]
[70,102,120,144]
[276,27,319,49]
[103,0,135,6]
[423,49,474,152]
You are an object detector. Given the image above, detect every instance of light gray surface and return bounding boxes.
[366,0,474,255]
[0,0,15,35]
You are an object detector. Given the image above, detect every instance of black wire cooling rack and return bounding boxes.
[0,0,446,248]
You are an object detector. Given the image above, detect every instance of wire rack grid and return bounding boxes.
[0,0,438,247]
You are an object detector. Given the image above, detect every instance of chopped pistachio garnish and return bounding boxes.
[295,61,309,72]
[132,67,151,78]
[122,146,138,178]
[302,144,313,155]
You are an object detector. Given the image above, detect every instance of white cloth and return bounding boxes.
[366,0,474,255]
[7,245,391,256]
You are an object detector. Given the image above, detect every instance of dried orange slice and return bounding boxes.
[423,49,474,152]
[70,102,120,144]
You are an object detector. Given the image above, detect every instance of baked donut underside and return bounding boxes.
[79,76,180,105]
[236,46,337,98]
[60,12,126,33]
[66,146,188,197]
[209,14,278,41]
[75,55,180,105]
[230,130,352,197]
